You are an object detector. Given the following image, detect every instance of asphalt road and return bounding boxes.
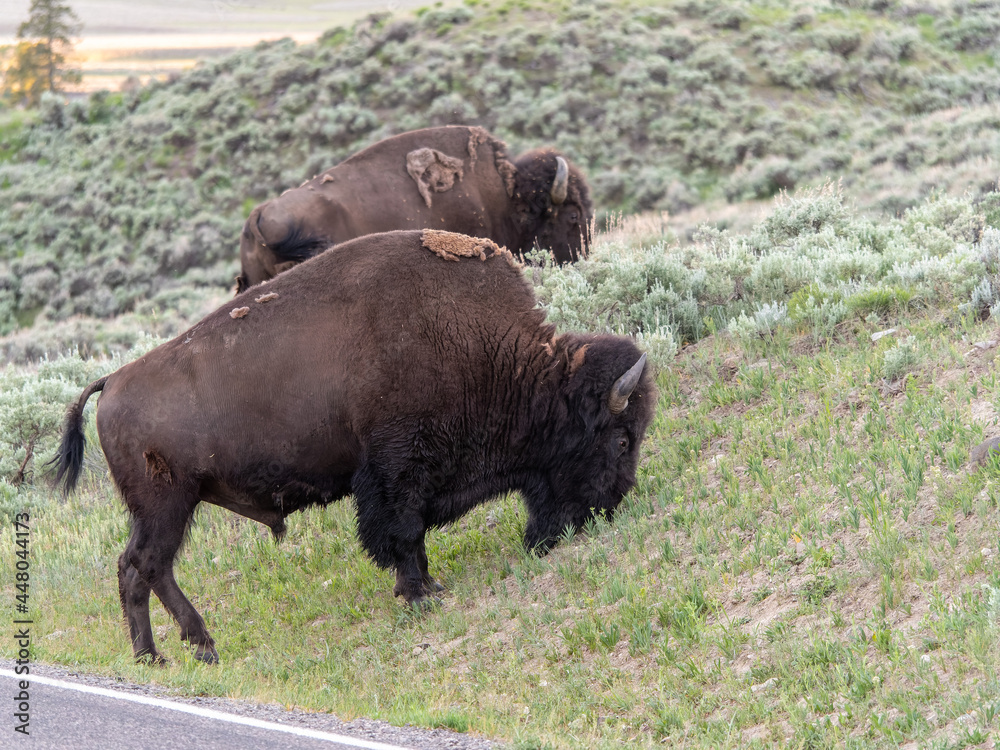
[1,669,412,750]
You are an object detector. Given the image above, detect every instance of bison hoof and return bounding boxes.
[136,651,168,667]
[394,577,445,600]
[193,644,220,664]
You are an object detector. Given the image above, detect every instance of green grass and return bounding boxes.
[0,108,35,163]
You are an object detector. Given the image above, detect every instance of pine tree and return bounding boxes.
[2,0,82,105]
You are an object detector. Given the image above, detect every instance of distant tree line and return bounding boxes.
[2,0,81,106]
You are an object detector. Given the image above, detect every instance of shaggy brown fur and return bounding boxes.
[421,230,522,269]
[467,126,489,170]
[143,451,171,483]
[422,229,498,261]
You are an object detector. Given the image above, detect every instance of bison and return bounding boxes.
[54,229,654,664]
[237,125,593,291]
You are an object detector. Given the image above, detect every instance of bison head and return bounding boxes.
[524,335,656,553]
[512,149,593,265]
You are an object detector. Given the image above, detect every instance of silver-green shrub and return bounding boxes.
[0,335,164,487]
[532,185,998,365]
[881,335,921,381]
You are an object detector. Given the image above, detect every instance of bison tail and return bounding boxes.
[51,375,109,494]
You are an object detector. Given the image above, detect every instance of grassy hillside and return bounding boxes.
[3,0,1000,344]
[5,186,1000,747]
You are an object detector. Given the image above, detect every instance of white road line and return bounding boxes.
[0,669,412,750]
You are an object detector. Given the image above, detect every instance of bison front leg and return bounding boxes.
[522,483,579,555]
[415,542,445,594]
[391,533,444,605]
[523,515,561,555]
[352,464,442,606]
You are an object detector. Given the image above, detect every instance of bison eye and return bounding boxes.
[617,436,629,454]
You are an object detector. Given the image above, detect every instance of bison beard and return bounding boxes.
[53,229,654,664]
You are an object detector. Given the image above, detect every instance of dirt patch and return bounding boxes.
[421,230,518,268]
[407,147,465,208]
[970,399,998,427]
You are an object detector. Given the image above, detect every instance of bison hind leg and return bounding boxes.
[118,553,164,665]
[119,487,218,664]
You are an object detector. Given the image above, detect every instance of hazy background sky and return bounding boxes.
[1,1,449,40]
[2,0,458,92]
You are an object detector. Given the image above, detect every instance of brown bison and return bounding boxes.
[54,229,653,664]
[237,125,592,291]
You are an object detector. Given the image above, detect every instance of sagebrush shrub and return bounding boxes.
[0,335,164,485]
[531,186,998,363]
[881,336,921,381]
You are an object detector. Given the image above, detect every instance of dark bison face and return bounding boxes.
[524,339,656,552]
[536,198,591,264]
[513,149,594,264]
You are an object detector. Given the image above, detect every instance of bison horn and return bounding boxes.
[550,156,568,205]
[608,353,647,415]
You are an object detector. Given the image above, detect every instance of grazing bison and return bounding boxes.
[54,229,653,664]
[237,125,592,291]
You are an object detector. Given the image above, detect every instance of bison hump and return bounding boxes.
[406,147,464,208]
[421,230,520,268]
